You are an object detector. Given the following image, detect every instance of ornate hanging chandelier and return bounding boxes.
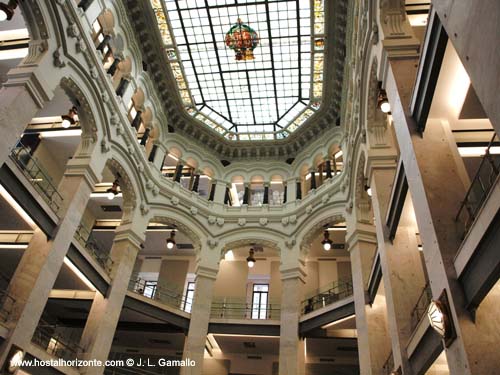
[225,18,259,61]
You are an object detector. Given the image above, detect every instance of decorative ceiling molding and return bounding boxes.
[122,0,348,160]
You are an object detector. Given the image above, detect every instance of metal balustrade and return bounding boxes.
[74,225,114,274]
[456,134,500,239]
[410,283,432,332]
[10,142,63,215]
[210,298,281,320]
[32,319,83,361]
[301,279,353,315]
[128,277,191,312]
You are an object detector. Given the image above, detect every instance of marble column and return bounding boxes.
[278,255,306,375]
[0,158,103,367]
[346,222,391,375]
[181,246,220,375]
[386,55,500,374]
[79,221,147,375]
[370,166,427,374]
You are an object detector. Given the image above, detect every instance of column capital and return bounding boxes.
[280,257,306,282]
[113,223,146,250]
[345,223,377,250]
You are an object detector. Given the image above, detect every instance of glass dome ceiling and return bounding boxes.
[150,0,325,141]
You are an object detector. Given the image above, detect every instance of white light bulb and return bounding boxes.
[166,240,174,249]
[0,11,8,22]
[323,242,331,251]
[248,260,255,268]
[367,187,372,197]
[107,192,115,200]
[380,101,391,113]
[61,119,71,128]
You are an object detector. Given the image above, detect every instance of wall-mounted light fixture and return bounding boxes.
[321,230,333,251]
[61,106,78,129]
[166,230,176,250]
[364,184,372,197]
[377,84,391,114]
[427,289,456,347]
[0,1,17,22]
[246,248,256,268]
[106,179,120,200]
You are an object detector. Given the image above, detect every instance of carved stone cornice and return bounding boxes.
[122,0,348,160]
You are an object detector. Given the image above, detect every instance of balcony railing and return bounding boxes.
[410,283,432,332]
[32,319,83,361]
[10,143,63,215]
[456,134,500,238]
[301,279,353,315]
[0,290,15,323]
[74,225,114,274]
[128,278,191,313]
[210,299,281,320]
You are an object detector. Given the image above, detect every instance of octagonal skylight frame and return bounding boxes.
[150,0,325,141]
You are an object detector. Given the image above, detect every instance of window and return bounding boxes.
[251,284,269,319]
[183,282,195,313]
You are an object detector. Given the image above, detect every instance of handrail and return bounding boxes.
[74,224,114,274]
[301,279,353,315]
[0,289,15,323]
[210,300,281,320]
[410,283,432,332]
[10,142,63,215]
[32,318,83,361]
[128,278,191,312]
[456,134,499,237]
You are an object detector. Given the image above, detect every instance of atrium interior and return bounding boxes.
[0,1,498,375]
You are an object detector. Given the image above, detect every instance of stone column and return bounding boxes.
[346,222,391,375]
[0,157,103,367]
[180,245,219,375]
[285,177,297,203]
[278,254,306,375]
[0,67,54,167]
[263,182,270,205]
[191,173,201,192]
[212,180,228,204]
[309,169,316,191]
[386,54,500,374]
[242,182,250,205]
[174,161,184,183]
[79,220,147,375]
[370,165,427,374]
[325,159,333,179]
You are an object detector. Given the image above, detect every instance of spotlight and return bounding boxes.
[61,106,78,129]
[427,289,456,347]
[246,248,256,268]
[106,179,120,200]
[6,348,24,374]
[377,89,390,113]
[0,1,17,22]
[321,230,333,251]
[166,230,176,250]
[364,184,372,197]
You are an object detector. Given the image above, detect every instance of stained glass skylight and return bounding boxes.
[150,0,325,141]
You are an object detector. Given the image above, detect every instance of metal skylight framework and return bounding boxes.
[150,0,325,141]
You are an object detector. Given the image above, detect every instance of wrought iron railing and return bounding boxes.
[456,134,500,238]
[410,283,432,332]
[210,299,281,320]
[10,142,63,215]
[128,277,191,312]
[74,225,114,274]
[32,319,83,361]
[301,279,353,315]
[382,350,395,375]
[0,290,15,323]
